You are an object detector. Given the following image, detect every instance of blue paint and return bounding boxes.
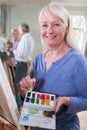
[51,96,54,100]
[25,97,30,102]
[22,115,29,121]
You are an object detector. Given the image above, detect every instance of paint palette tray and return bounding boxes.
[19,91,56,129]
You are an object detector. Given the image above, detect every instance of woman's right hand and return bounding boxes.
[18,76,36,98]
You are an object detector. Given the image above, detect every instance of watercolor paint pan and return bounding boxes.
[24,91,55,111]
[19,91,56,129]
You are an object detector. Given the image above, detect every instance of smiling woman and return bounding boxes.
[18,2,87,130]
[39,13,68,50]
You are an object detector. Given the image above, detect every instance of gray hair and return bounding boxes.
[39,2,79,51]
[18,23,30,32]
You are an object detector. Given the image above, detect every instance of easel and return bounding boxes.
[0,116,17,130]
[0,25,15,94]
[2,59,15,94]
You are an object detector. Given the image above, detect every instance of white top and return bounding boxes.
[12,40,18,50]
[14,33,35,62]
[12,40,18,66]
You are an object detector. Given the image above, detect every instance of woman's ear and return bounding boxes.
[66,19,70,35]
[65,26,69,34]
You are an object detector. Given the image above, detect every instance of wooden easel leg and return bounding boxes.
[4,60,15,94]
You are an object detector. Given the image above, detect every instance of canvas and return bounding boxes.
[0,58,24,130]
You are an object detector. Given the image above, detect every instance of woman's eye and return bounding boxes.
[54,23,60,27]
[42,24,47,27]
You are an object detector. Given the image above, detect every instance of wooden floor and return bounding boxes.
[78,111,87,130]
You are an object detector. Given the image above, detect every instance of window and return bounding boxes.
[71,15,85,51]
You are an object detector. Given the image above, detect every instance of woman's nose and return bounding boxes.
[47,25,54,33]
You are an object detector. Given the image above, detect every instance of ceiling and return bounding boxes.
[0,0,87,6]
[0,0,51,5]
[0,0,87,11]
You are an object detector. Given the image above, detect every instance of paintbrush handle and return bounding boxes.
[26,60,32,91]
[27,60,30,77]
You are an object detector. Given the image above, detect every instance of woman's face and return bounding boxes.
[40,12,68,48]
[12,31,19,40]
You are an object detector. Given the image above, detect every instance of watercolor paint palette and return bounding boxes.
[19,91,56,129]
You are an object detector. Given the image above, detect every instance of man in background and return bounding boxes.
[13,23,35,109]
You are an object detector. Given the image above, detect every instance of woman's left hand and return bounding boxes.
[55,97,71,112]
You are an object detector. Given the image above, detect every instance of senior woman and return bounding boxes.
[19,2,87,130]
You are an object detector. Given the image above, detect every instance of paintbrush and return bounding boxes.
[26,60,32,92]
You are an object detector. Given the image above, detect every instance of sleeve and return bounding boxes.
[13,38,25,59]
[67,55,87,113]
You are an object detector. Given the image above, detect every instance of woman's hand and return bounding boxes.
[55,97,71,112]
[18,76,36,98]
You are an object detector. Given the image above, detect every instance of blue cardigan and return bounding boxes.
[30,48,87,130]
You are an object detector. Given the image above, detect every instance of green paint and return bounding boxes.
[29,108,39,115]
